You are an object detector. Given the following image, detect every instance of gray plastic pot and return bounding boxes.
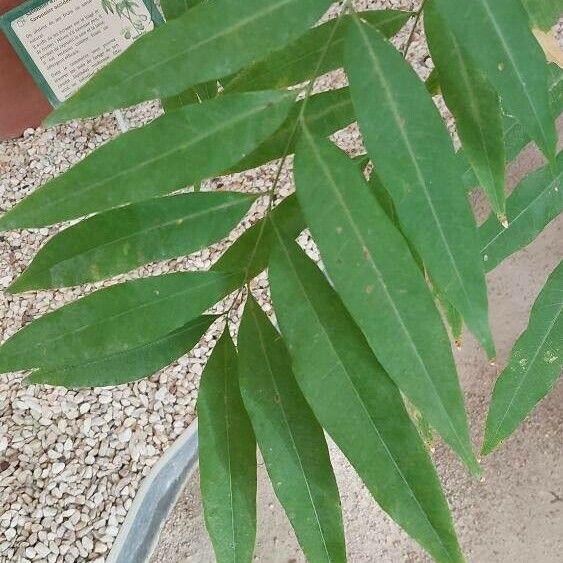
[106,420,199,563]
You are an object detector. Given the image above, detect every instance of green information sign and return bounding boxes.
[0,0,163,106]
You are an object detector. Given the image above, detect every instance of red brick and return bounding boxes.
[0,0,52,140]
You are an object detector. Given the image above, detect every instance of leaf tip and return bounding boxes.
[44,98,85,127]
[480,437,496,457]
[43,110,63,128]
[0,213,15,233]
[6,276,30,295]
[481,333,496,362]
[464,450,483,477]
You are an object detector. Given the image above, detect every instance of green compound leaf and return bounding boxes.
[432,0,556,162]
[0,92,293,230]
[269,236,463,563]
[228,87,355,174]
[199,329,257,563]
[293,132,478,474]
[238,296,346,562]
[212,194,305,281]
[480,152,563,272]
[10,192,255,292]
[425,1,506,222]
[0,271,242,373]
[26,316,215,388]
[45,0,334,123]
[345,17,494,359]
[483,261,563,454]
[225,10,411,93]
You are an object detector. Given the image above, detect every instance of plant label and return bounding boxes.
[0,0,162,106]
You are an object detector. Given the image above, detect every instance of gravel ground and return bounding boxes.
[0,1,555,562]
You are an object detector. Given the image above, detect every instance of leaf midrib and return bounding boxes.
[229,11,407,91]
[222,346,239,561]
[6,274,236,365]
[248,91,351,158]
[475,0,553,153]
[103,0,296,97]
[37,100,283,220]
[272,231,453,561]
[481,169,562,256]
[31,197,251,283]
[353,18,473,312]
[302,126,471,462]
[249,305,333,561]
[289,91,352,132]
[443,24,501,210]
[31,317,210,377]
[228,20,347,90]
[489,299,562,441]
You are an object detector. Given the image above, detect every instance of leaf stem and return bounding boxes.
[402,0,427,59]
[266,0,353,206]
[219,0,354,331]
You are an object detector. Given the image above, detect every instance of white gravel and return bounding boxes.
[1,0,537,560]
